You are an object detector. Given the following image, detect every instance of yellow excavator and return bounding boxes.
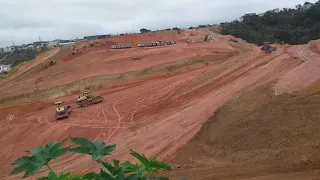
[55,101,71,120]
[76,91,103,107]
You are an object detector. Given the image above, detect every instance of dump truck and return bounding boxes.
[111,44,132,49]
[166,40,176,45]
[156,40,164,46]
[132,56,142,61]
[76,91,103,107]
[55,101,71,120]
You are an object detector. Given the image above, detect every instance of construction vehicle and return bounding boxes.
[186,38,191,44]
[156,40,164,46]
[261,42,277,53]
[204,35,213,42]
[44,60,56,68]
[166,40,176,45]
[111,44,132,49]
[132,56,142,61]
[55,101,71,120]
[138,40,163,48]
[76,91,103,107]
[229,38,238,43]
[186,38,198,44]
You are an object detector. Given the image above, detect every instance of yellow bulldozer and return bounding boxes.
[76,91,104,107]
[55,101,71,120]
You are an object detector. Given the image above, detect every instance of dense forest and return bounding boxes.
[220,1,320,45]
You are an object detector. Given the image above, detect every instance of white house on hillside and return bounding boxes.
[0,65,11,73]
[303,3,313,10]
[238,13,256,22]
[296,3,313,11]
[2,46,14,53]
[48,41,58,47]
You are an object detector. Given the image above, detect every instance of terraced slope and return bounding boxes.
[0,31,319,179]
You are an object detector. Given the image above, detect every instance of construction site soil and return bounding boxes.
[168,85,320,180]
[0,30,319,179]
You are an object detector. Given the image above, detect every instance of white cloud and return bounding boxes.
[0,0,317,46]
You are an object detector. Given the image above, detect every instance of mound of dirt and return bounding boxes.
[308,40,320,55]
[274,44,320,95]
[169,85,320,179]
[1,31,320,180]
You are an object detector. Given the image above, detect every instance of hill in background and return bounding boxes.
[220,1,320,45]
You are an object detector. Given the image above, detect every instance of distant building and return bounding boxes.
[272,8,280,13]
[238,13,256,22]
[52,39,63,43]
[258,13,266,17]
[266,8,280,13]
[48,41,58,47]
[296,3,313,11]
[58,42,76,46]
[303,3,313,10]
[18,45,26,50]
[0,64,11,73]
[244,13,256,16]
[25,43,34,50]
[33,41,49,47]
[2,46,14,53]
[84,34,111,40]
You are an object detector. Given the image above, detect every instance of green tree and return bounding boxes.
[220,2,320,45]
[9,137,182,180]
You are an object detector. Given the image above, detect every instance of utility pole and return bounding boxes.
[39,36,42,42]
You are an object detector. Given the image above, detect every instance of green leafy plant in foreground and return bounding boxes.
[9,137,182,180]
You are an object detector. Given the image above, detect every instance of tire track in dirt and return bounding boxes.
[39,47,135,83]
[21,109,120,129]
[94,104,110,141]
[130,104,147,122]
[115,78,186,124]
[106,99,123,141]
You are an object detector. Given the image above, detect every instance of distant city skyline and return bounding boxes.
[0,0,318,46]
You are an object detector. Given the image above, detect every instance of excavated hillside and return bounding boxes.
[0,30,319,179]
[168,83,320,179]
[0,30,237,101]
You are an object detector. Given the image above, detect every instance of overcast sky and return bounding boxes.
[0,0,317,46]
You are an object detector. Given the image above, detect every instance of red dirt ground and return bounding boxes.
[0,30,319,179]
[167,85,320,180]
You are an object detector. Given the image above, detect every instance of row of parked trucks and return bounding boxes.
[111,44,132,49]
[111,40,176,49]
